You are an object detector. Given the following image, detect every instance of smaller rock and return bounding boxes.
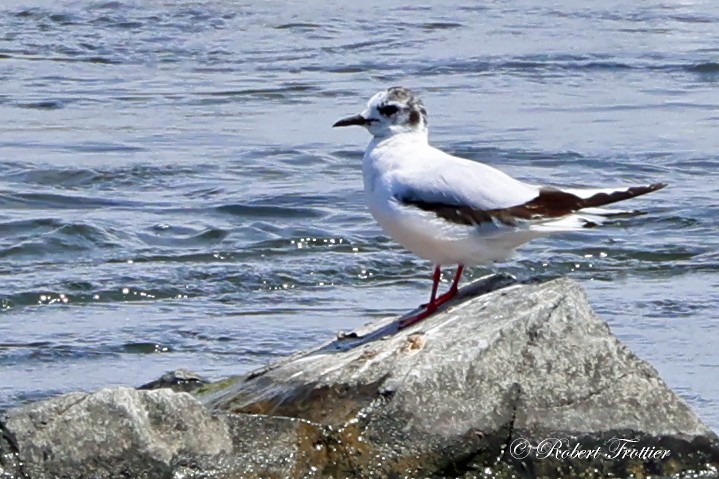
[1,387,232,479]
[138,368,209,393]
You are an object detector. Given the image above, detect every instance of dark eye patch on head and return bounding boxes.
[377,104,400,116]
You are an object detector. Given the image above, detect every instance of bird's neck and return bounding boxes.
[363,129,431,188]
[367,128,429,152]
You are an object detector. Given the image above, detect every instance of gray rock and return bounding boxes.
[2,275,718,478]
[201,275,719,478]
[138,368,209,393]
[1,387,232,479]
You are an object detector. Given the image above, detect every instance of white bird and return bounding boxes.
[333,86,666,328]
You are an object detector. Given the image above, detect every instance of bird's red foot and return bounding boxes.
[401,264,464,329]
[398,304,437,329]
[400,288,459,329]
[419,285,459,308]
[433,286,459,307]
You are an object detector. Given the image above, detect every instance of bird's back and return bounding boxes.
[363,135,539,212]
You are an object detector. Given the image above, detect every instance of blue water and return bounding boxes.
[1,0,717,432]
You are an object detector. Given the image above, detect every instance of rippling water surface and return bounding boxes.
[1,0,718,430]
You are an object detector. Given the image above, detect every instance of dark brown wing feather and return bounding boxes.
[401,182,667,227]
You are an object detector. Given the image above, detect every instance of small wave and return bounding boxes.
[111,252,238,264]
[109,21,144,29]
[669,14,714,25]
[198,83,319,100]
[420,22,463,30]
[121,342,173,354]
[0,341,52,349]
[47,13,78,25]
[14,8,43,19]
[63,142,144,153]
[0,342,107,363]
[0,339,194,372]
[0,221,119,259]
[0,191,128,209]
[16,100,66,110]
[4,167,100,188]
[563,244,702,265]
[0,283,188,311]
[0,162,217,192]
[303,56,719,77]
[88,1,126,9]
[414,54,719,77]
[0,139,141,153]
[330,149,364,160]
[81,56,119,64]
[29,55,122,65]
[687,62,719,73]
[93,164,211,188]
[215,203,324,219]
[0,218,63,238]
[137,227,228,247]
[275,22,321,30]
[447,144,584,166]
[325,39,387,52]
[418,57,636,76]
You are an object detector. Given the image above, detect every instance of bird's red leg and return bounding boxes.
[434,264,464,307]
[428,265,441,305]
[399,266,442,329]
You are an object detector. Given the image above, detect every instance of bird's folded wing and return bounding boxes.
[396,174,666,228]
[396,187,574,227]
[391,155,540,212]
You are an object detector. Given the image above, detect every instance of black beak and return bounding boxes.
[332,114,371,128]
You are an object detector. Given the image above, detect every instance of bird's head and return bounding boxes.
[333,86,428,138]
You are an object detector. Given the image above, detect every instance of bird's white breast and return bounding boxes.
[361,134,531,265]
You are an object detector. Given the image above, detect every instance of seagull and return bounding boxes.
[333,86,666,328]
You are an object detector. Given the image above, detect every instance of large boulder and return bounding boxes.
[2,275,718,478]
[200,275,719,478]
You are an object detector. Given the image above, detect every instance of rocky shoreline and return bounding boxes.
[2,275,718,478]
